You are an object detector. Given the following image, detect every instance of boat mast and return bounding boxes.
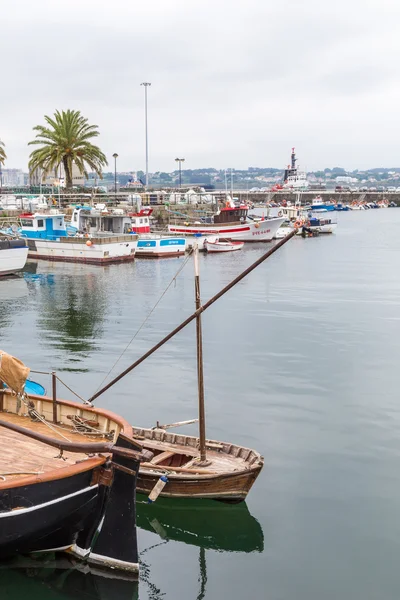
[194,244,208,464]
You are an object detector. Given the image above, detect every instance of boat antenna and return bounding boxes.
[193,243,209,465]
[87,230,297,404]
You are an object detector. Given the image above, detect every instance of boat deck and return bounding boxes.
[133,431,257,475]
[0,412,102,481]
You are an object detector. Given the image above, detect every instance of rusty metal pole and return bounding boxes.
[52,372,57,423]
[194,244,208,464]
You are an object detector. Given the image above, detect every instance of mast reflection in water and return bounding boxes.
[137,498,263,599]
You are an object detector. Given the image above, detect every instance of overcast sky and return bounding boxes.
[1,0,399,172]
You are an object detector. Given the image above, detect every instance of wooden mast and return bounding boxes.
[194,243,208,464]
[88,229,297,404]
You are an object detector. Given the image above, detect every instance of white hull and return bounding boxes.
[274,226,293,239]
[0,247,28,275]
[26,238,137,264]
[205,240,244,253]
[136,236,186,257]
[168,216,284,242]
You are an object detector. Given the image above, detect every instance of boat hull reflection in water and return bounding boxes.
[137,496,264,552]
[0,555,139,600]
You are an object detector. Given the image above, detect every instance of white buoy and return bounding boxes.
[147,475,168,503]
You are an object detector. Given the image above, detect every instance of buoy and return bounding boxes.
[86,240,92,247]
[255,222,260,228]
[147,475,168,503]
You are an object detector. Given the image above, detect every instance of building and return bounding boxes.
[30,164,85,187]
[1,169,25,187]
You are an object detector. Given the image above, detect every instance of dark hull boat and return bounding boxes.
[0,351,150,575]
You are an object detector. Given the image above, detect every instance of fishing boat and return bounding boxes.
[168,198,284,242]
[19,213,138,264]
[0,350,150,574]
[0,233,28,276]
[307,196,335,212]
[87,232,297,502]
[204,238,244,253]
[296,211,337,235]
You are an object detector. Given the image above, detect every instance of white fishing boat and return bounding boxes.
[19,213,137,264]
[204,238,244,253]
[168,199,284,242]
[0,234,28,275]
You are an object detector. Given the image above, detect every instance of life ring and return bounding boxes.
[294,220,303,228]
[278,211,283,217]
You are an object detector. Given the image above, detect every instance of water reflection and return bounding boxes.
[0,555,138,600]
[137,497,264,552]
[25,261,107,356]
[0,276,29,330]
[138,498,263,599]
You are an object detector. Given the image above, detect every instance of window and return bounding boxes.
[37,220,44,228]
[21,219,33,227]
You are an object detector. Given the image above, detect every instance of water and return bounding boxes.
[1,208,400,599]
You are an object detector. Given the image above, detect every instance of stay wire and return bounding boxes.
[92,248,194,396]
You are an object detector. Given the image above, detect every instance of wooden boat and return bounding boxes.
[133,426,263,502]
[204,238,244,253]
[87,234,296,502]
[0,351,150,575]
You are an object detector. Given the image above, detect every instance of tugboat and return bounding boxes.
[282,148,309,190]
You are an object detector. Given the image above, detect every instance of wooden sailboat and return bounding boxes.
[86,231,296,502]
[0,352,151,574]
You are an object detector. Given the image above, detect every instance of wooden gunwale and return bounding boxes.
[0,391,136,490]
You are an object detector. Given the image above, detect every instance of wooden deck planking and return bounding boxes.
[0,413,103,480]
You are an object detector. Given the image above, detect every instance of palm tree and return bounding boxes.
[0,139,6,165]
[28,109,108,189]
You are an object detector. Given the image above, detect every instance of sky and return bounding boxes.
[1,0,400,172]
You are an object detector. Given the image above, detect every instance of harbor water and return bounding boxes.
[1,208,400,599]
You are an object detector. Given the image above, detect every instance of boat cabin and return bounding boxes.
[213,207,248,224]
[129,208,152,233]
[19,213,67,240]
[71,207,133,235]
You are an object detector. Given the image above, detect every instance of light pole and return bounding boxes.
[113,153,118,201]
[175,158,185,188]
[141,82,151,189]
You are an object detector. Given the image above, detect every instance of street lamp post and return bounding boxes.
[140,82,151,189]
[113,153,118,201]
[175,158,185,188]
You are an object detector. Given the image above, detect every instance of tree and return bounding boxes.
[28,109,107,188]
[0,139,6,165]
